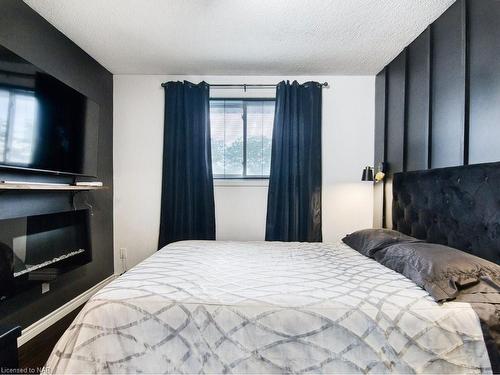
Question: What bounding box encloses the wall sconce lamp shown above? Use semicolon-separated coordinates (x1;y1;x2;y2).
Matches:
361;163;386;183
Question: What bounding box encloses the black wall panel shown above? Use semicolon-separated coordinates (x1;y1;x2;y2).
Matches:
0;1;113;328
373;69;386;228
468;0;500;164
430;0;466;168
386;51;406;174
405;29;430;171
384;51;406;228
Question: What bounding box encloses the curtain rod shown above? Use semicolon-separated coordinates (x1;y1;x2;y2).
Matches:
160;82;329;89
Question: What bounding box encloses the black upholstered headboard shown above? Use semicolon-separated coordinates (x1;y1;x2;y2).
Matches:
392;162;500;264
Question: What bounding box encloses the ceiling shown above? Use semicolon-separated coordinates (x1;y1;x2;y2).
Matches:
24;0;455;75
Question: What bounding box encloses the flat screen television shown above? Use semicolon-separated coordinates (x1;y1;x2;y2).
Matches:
0;44;99;176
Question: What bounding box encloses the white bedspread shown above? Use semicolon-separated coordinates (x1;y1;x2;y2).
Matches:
45;241;492;374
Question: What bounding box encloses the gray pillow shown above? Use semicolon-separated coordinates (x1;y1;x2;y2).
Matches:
342;228;421;258
374;242;500;302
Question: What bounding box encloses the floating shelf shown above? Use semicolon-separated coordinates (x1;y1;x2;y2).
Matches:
0;183;106;191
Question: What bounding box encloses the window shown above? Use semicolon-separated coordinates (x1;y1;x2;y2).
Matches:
210;99;274;178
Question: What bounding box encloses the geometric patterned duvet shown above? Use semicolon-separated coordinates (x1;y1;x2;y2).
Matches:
45;241;492;374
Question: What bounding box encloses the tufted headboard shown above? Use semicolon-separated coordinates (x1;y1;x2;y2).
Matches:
392;162;500;264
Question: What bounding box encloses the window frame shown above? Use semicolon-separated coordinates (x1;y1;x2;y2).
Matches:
209;97;275;180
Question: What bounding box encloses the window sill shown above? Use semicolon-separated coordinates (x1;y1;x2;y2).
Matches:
214;179;269;187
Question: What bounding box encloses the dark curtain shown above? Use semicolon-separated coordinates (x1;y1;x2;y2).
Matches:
265;80;322;242
158;81;216;248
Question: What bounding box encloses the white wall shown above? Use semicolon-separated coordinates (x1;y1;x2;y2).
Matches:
113;75;375;273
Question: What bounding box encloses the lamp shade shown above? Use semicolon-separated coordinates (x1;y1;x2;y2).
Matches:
361;166;374;181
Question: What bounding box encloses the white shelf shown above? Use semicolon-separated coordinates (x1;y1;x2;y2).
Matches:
0;183;106;191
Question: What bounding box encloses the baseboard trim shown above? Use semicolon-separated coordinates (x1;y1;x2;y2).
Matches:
17;274;117;347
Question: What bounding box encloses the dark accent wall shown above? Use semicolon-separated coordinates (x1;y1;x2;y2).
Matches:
0;1;113;328
374;0;500;227
406;29;430;172
383;51;406;227
468;1;500;164
430;0;466;168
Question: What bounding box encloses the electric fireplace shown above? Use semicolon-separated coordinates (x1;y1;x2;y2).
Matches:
0;209;92;299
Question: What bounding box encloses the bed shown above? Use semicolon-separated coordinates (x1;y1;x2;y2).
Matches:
46;240;492;374
45;163;499;374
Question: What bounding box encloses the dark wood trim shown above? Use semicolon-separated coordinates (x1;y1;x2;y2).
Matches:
427;25;433;170
383;68;388;164
402;48;409;172
462;0;470;165
382;68;388;227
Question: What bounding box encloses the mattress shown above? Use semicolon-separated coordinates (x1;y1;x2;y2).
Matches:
45;241;493;374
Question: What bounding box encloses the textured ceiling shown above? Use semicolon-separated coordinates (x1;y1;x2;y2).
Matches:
24;0;455;75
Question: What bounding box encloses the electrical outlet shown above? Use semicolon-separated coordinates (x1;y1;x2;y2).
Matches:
42;282;50;294
120;247;129;273
120;247;127;260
